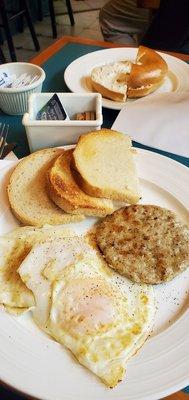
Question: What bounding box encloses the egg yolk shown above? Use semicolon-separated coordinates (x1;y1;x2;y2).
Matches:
55;277;117;336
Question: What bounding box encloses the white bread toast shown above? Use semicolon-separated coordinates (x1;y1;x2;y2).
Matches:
91;61;131;102
47;149;114;217
72;129;141;203
7;148;84;226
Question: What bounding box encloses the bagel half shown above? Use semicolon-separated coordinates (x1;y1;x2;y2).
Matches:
90;46;168;101
90;61;131;102
127;46;168;98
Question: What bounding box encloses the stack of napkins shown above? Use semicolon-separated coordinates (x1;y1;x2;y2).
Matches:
112;92;189;158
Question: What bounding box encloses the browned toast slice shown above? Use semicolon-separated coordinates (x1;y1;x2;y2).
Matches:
47;149;114;217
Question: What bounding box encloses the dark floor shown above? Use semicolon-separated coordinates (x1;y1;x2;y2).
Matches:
1;0;107;62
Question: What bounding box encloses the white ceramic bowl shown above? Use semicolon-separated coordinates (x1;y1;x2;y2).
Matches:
22;92;103;152
0;62;46;115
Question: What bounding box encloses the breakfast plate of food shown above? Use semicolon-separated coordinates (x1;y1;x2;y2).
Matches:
64;46;189;110
0;129;189;400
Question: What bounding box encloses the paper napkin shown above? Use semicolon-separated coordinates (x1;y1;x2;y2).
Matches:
112;92;189;158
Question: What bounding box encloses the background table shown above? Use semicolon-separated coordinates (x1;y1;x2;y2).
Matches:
0;36;189;400
0;36;188;166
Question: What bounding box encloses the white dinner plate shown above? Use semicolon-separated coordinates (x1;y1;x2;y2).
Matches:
0;149;189;400
64;47;189;110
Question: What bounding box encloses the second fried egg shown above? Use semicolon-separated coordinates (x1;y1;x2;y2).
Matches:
47;251;155;387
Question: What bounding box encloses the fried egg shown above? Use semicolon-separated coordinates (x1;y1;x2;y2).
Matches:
0;225;74;313
18;236;93;330
0;236;34;309
18;237;155;387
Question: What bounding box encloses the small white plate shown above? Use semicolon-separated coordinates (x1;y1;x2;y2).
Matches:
64;47;189;110
0;149;189;400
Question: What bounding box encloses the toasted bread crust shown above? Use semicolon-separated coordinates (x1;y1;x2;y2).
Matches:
91;79;126;102
96;205;189;284
47;149;114;217
7;148;84;226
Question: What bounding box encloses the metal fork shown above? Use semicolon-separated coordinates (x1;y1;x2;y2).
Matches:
0;124;9;159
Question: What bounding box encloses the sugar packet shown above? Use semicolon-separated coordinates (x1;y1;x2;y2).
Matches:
0;72;16;88
0;72;39;88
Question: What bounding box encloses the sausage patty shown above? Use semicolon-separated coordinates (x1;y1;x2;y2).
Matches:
96;205;189;284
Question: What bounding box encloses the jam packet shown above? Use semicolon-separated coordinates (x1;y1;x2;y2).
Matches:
36;94;68;120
